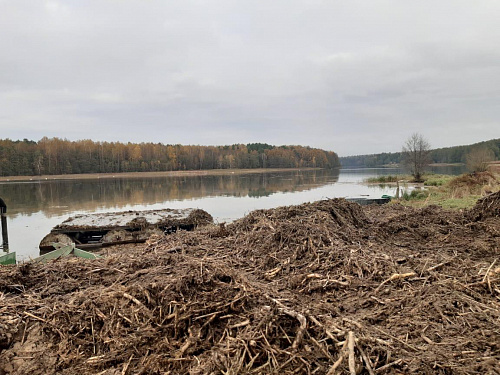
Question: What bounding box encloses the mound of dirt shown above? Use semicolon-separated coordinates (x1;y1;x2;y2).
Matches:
468;191;500;221
1;198;499;374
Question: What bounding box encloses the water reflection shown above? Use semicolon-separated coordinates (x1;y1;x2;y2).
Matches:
0;169;340;218
0;166;466;261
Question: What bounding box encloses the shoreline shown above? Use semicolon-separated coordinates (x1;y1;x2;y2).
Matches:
0;167;326;182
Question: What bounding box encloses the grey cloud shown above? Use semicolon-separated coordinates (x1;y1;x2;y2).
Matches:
0;0;499;155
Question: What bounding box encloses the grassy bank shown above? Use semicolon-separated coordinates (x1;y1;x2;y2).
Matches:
364;174;405;183
394;171;499;209
365;173;454;185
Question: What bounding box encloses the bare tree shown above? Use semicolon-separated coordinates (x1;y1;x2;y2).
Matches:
466;147;494;172
402;133;431;182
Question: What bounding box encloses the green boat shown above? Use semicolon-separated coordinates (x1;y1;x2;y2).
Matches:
32;243;102;263
0;251;16;265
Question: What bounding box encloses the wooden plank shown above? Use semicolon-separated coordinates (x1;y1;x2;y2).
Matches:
50;225;133;234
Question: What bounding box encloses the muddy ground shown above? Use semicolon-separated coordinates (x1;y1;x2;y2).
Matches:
0;193;499;374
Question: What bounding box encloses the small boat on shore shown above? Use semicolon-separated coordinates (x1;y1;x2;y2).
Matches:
34;243;102;263
346;195;391;206
39;208;213;252
0;251;15;265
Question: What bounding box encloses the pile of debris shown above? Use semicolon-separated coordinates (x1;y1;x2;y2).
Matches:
0;197;499;374
447;171;498;197
468;191;500;221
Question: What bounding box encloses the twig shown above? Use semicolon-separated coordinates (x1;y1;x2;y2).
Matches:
308;314;339;341
374;272;416;293
265;295;307;350
310;336;334;361
122;355;133;375
229;319;250;329
286;308;307;350
122;292;153;318
374;359;403;373
91;316;96;355
326;339;347;375
357;343;375;375
348;331;356;375
370;326;418;351
425;259;454;273
482;259;497;283
23;311;46;322
176;327;201;358
343;317;363;330
123;292;149;310
21;321;28;345
265;266;282;278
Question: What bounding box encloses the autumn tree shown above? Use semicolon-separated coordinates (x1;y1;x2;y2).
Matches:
466;147;495;172
0;138;341;176
402;133;431;182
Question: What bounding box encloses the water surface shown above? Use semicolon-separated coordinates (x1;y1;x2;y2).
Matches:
0;167;465;261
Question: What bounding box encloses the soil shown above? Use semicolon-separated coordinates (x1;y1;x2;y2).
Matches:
0;193;499;374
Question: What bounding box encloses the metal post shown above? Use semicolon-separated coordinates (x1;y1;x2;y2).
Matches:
0;198;8;249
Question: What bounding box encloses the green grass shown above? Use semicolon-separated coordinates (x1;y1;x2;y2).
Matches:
393;172;499;210
365;175;406;183
401;189;429;201
423;174;455;187
365;173;447;184
396;189;481;209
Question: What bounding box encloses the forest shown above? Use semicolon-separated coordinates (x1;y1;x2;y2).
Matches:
0;138;340;177
340;138;500;167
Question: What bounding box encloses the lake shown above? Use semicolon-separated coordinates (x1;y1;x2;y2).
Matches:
0;166;465;261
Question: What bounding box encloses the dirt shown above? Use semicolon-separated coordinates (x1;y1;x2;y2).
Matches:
0;195;499;374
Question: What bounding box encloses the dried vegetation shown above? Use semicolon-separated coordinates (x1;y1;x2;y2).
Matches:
1;193;499;374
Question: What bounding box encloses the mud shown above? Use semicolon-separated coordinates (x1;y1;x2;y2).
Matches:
0;196;499;374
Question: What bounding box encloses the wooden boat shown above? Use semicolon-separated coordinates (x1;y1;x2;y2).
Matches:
40;208;213;252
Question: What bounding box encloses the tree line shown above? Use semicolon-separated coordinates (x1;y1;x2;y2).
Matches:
340;138;500;168
0;138;340;177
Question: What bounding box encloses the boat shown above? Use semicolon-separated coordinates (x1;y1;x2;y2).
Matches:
0;251;15;265
346;195;391;206
39;208;213;252
33;243;102;263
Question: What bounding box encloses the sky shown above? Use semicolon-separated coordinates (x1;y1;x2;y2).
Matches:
0;1;499;156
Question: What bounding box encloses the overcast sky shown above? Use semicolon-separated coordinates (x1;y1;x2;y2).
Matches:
0;1;499;156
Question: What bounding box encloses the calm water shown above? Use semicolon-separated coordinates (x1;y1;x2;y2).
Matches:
0;166;465;261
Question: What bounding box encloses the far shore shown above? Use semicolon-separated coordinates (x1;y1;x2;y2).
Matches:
0;167;325;182
376;162;465;168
